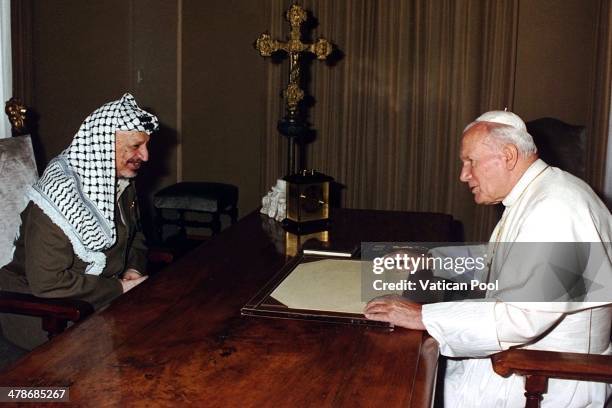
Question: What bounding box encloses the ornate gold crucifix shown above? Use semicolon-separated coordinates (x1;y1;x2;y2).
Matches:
255;4;332;115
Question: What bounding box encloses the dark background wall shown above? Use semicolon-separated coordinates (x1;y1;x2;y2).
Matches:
22;0;602;231
513;0;598;124
30;0;131;162
182;0;266;216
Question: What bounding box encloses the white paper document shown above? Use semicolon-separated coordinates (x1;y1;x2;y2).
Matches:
270;259;401;314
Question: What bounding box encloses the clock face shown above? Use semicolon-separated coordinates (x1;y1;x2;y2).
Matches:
285;178;330;224
301;185;325;213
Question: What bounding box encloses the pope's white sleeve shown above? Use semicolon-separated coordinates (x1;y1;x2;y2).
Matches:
422;301;501;358
422;301;565;358
494;303;564;348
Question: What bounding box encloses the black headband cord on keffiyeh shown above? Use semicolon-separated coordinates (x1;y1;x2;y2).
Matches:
23;93;159;275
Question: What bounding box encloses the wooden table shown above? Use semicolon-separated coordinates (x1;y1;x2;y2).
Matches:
0;209;455;407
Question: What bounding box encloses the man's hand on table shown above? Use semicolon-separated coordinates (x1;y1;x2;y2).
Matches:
121;268;148;293
123;268;143;280
364;295;426;330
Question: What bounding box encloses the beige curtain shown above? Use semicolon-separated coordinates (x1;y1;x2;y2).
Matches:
586;0;612;192
262;0;518;241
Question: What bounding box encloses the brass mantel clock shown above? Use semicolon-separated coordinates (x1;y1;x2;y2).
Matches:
283;170;333;232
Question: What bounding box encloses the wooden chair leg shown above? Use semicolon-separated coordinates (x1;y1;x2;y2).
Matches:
42;316;68;340
178;210;187;238
229;206;238;224
155;207;164;243
524;375;547;408
211;212;221;235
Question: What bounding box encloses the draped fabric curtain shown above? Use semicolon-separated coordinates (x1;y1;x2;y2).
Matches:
9;0;32;107
0;0;12;138
262;0;518;240
606;99;612;205
587;0;612;196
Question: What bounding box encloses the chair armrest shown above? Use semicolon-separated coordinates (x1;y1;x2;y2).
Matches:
492;348;612;383
0;291;94;339
148;249;174;264
146;249;174;275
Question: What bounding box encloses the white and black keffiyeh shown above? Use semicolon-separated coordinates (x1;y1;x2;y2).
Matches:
25;93;158;275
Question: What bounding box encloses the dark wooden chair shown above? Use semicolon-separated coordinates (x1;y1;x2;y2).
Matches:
526;117;586;180
0;98;95;340
491;348;612;408
153;182;238;240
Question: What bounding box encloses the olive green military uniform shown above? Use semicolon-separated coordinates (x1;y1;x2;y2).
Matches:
0;182;147;350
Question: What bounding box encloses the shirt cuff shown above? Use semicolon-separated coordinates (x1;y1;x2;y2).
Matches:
422;301;502;358
127;251;148;275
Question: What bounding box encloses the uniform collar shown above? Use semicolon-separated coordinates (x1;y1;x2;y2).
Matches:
116;178;131;201
502;158;548;207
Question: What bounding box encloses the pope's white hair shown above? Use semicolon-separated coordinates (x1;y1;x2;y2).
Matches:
464;110;538;158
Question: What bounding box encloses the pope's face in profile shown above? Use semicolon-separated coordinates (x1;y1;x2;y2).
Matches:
459;125;511;205
115;130;150;179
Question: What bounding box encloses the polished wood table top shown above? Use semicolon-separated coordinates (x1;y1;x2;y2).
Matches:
0;209;454;407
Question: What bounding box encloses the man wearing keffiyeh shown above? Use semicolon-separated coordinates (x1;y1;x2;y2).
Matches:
0;93;159;350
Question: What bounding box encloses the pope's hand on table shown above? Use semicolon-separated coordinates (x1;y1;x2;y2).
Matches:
364;294;426;330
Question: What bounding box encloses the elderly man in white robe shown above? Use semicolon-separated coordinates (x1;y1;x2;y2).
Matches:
364;111;612;407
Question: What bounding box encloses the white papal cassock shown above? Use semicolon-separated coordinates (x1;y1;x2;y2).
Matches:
422;159;612;407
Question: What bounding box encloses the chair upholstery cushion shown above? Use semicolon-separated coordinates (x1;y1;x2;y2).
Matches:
0;136;38;268
153;182;238;212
